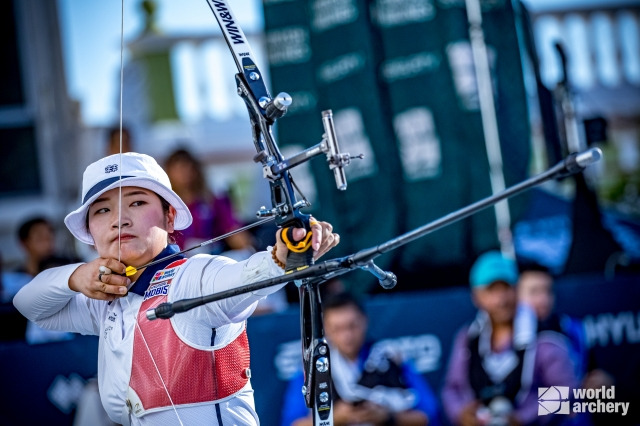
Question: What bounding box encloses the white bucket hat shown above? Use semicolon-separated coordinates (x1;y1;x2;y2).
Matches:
64;152;192;245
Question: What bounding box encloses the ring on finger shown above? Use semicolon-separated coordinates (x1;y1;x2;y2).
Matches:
98;265;111;282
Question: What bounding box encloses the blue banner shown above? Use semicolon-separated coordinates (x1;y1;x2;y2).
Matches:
1;273;638;425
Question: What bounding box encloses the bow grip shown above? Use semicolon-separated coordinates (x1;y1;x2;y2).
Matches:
280;223;314;272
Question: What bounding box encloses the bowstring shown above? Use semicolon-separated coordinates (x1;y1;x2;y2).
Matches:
117;1;183;424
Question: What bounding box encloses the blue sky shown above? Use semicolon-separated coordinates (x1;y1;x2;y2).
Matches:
58;0;262;126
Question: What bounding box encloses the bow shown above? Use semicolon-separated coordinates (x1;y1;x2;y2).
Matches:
203;1;362;424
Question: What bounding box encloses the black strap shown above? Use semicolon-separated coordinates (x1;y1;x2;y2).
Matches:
215;403;224;425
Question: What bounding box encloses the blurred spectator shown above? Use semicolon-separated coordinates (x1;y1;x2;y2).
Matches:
106;125;132;155
281;292;440;426
11;216;78;343
518;264;584;377
2;217;57;304
442;251;578;426
164;148;254;255
517;263;614;405
17;217;56;277
164;148;287;314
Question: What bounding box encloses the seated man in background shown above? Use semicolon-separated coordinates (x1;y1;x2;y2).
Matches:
16;217;57;277
281;292;439;426
442;251;578;426
11;217;77;343
517;263;613;425
517;263;609;383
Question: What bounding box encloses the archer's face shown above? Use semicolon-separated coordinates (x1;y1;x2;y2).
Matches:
87;186;175;267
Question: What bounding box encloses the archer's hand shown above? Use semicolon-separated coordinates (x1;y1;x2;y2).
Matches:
274;217;340;266
69;258;130;301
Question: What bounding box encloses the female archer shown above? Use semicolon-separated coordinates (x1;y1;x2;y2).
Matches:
14;152;339;425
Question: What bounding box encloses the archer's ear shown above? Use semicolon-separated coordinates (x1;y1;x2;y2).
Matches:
166;205;177;232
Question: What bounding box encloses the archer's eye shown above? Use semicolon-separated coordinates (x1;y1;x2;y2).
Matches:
94;207;110;215
131;200;147;207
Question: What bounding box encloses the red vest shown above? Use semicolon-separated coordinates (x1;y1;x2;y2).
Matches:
128;259;251;416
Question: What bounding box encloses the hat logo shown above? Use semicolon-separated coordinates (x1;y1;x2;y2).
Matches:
105;164;118;173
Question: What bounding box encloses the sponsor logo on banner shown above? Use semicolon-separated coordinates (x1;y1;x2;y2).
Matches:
317;52;365;84
381;52;441;83
446;41;497;111
266;27;311;66
311;0;358;31
274;334;442;381
538;386;630;417
373;0;436;27
285;91;317;115
437;0;504;10
333;109;377;182
583;310;640;347
393;107;442;181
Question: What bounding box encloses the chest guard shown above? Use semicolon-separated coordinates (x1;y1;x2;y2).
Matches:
127;259;251;417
